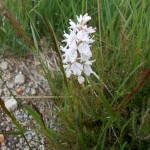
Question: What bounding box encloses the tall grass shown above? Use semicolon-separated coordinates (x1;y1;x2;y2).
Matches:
0;0;150;149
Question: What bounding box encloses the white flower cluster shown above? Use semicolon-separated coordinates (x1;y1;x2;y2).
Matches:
61;13;96;84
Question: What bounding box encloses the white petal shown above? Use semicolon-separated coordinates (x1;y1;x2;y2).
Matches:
80;54;91;61
77;30;88;41
69;20;77;30
61;46;68;52
78;42;90;54
78;76;85;84
64;64;72;78
77;14;83;23
68;48;77;62
66;69;72;77
63;32;70;39
85;60;95;65
81;50;92;60
82;13;91;24
83;64;93;76
71;62;83;75
63;31;77;48
86;27;96;33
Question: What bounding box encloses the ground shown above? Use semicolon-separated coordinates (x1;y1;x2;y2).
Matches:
0;52;58;150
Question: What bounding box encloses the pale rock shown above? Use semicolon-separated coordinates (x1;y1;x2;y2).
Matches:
15;72;25;85
0;61;9;70
8;65;14;72
25;87;31;94
7;83;15;89
6;126;11;132
3;88;9;97
31;88;36;95
4;98;18;111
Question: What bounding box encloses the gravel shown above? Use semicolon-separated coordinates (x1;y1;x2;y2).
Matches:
0;101;45;150
0;54;59;149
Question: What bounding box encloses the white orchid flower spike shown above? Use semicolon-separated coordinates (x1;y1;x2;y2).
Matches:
61;13;98;84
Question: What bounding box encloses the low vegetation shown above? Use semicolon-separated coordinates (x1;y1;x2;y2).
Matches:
0;0;150;149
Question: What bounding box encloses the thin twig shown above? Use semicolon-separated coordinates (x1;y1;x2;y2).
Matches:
1;96;72;99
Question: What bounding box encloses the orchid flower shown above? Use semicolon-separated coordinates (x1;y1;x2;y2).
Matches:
61;13;97;83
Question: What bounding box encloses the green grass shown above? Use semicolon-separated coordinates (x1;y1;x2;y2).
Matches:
0;0;150;149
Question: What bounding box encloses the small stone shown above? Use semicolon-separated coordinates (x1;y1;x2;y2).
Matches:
15;72;25;85
7;83;15;89
25;87;31;94
6;126;11;132
30;141;36;146
4;98;18;111
0;134;4;143
19;138;23;144
15;115;22;120
28;82;33;87
16;143;20;147
0;61;9;70
27;135;32;140
8;65;14;72
1;143;6;150
31;88;36;95
3;88;9;97
16;87;23;94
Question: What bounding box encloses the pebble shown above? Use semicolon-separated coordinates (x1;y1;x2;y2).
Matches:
25;87;31;94
6;126;11;132
15;72;25;85
31;88;36;95
0;134;4;143
19;138;23;144
27;135;32;140
0;61;9;70
15;114;22;120
8;65;14;72
0;56;55;149
3;88;9;97
16;143;20;147
1;143;6;150
16;86;23;94
4;98;18;111
7;83;15;89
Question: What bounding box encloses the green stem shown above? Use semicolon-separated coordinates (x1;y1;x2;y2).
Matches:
97;0;104;79
22;134;32;150
82;0;85;14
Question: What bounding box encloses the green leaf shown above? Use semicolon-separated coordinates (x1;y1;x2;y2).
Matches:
88;78;115;117
23;104;43;126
